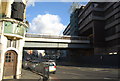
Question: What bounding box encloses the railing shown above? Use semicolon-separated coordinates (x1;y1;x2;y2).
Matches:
25;33;89;40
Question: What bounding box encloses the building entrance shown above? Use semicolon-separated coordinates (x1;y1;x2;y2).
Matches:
3;51;17;79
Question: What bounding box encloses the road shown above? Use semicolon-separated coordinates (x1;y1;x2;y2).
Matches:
50;66;119;80
14;66;119;81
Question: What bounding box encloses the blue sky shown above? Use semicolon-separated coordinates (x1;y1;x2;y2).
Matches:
26;2;87;35
26;2;72;25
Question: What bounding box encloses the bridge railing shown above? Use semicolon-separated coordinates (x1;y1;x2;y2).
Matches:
25;33;89;40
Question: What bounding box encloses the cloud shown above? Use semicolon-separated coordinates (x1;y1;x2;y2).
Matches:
28;14;66;35
27;0;36;7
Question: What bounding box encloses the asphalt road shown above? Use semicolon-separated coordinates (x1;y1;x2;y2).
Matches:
50;66;119;80
6;66;118;81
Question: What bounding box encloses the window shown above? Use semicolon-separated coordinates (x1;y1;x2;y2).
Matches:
5;52;13;62
7;39;17;48
13;40;17;48
93;3;98;8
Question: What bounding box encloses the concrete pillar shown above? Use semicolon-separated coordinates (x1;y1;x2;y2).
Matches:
16;39;25;79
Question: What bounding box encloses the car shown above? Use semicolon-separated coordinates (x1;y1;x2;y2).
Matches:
43;60;56;74
22;60;31;69
49;62;56;74
29;60;39;71
48;60;56;74
23;59;49;80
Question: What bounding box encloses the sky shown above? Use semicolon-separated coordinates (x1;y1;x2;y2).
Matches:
26;2;87;35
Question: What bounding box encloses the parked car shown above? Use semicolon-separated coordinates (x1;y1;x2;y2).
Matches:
22;59;49;80
43;60;56;74
29;60;39;71
22;60;31;69
49;62;56;74
48;60;56;74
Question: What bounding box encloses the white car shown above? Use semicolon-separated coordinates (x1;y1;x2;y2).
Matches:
49;61;56;74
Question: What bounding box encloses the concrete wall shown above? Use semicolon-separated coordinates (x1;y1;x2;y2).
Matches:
59;54;119;67
75;55;119;67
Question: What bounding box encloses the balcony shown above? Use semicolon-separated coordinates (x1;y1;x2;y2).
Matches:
78;7;92;22
116;24;120;33
93;8;104;12
113;2;120;9
79;17;92;31
105;18;120;30
105;33;120;41
92;16;104;20
0;18;29;38
79;15;104;31
115;14;120;19
104;2;115;11
105;7;120;19
79;22;93;35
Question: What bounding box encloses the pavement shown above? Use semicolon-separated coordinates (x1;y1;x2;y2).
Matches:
20;69;41;79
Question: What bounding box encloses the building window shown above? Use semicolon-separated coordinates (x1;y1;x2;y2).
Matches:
5;52;12;62
7;40;12;47
7;39;17;48
93;3;98;8
13;40;17;48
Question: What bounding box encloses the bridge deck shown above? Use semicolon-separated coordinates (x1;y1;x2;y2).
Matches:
24;33;91;49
